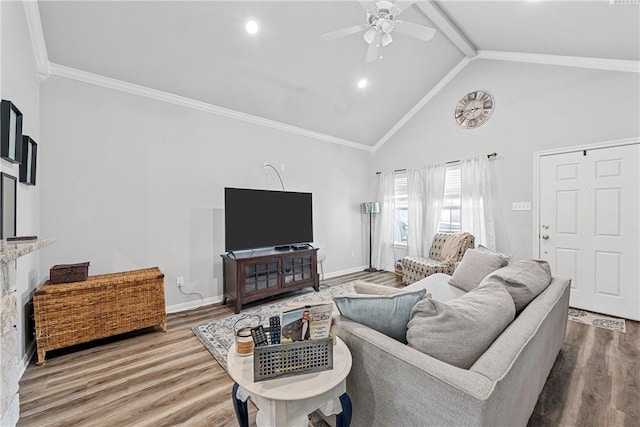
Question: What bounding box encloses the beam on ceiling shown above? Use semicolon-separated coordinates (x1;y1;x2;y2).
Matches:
413;0;477;58
371;56;472;153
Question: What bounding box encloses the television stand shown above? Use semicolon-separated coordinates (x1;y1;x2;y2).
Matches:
221;248;319;314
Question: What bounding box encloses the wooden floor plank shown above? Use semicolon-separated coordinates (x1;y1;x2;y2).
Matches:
18;271;639;426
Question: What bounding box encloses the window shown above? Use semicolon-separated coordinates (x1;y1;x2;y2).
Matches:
394;172;408;244
439;163;461;232
393;164;460;245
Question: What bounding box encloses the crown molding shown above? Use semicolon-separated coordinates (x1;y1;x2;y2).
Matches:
47;63;372;152
23;1;50;81
478;50;640;73
371;57;472;153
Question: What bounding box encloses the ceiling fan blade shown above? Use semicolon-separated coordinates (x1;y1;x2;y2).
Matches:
392;1;415;16
366;37;381;63
321;24;367;41
395;21;436;42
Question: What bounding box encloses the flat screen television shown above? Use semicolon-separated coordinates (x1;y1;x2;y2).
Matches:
224;187;313;252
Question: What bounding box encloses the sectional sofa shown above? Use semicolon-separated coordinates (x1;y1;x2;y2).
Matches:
335;261;571;426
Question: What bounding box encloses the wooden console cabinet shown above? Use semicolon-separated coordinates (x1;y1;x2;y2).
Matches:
221;248;319;314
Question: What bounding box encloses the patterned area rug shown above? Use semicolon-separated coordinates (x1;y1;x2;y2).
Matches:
568;308;626;333
192;282;355;370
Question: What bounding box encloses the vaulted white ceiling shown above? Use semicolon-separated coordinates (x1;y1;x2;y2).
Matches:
33;1;640;149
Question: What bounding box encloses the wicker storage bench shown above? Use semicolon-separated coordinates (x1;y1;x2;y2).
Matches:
34;267;166;365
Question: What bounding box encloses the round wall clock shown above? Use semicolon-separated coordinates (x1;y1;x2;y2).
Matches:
454;90;494;129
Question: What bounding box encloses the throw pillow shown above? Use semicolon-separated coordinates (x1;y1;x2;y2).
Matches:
478;244;512;265
448;247;507;292
353;280;403;296
479;259;552;313
334;289;427;343
406;282;515;369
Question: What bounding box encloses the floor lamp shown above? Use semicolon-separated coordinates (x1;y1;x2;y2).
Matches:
360;202;380;273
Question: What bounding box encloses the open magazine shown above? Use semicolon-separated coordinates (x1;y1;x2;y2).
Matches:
280;302;333;343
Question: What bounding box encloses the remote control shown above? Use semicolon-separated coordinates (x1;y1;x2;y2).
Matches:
269;316;281;345
251;325;269;347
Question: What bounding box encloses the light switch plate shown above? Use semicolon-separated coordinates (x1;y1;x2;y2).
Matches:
512;201;532;211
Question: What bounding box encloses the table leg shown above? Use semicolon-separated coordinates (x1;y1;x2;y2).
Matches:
336;393;352;427
232;382;249;427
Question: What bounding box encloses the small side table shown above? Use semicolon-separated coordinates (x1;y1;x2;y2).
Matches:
227;337;353;427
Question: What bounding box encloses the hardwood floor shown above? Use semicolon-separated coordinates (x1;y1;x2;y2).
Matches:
18;271;639;426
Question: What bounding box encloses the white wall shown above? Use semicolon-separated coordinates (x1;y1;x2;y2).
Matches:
1;0;41;362
39;76;372;310
372;58;640;261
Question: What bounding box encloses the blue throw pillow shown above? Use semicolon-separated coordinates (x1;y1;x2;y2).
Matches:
333;289;427;343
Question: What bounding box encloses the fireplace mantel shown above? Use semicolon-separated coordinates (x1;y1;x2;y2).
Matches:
0;238;55;264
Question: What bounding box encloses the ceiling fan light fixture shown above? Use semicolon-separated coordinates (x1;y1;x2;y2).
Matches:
363;27;377;44
380;19;394;33
245;19;259;35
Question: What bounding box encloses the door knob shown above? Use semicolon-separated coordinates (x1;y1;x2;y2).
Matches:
542;235;549;240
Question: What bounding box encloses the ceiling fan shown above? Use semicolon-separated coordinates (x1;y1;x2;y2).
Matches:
320;0;437;62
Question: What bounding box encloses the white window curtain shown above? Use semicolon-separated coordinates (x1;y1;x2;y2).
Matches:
460;155;496;250
422;163;447;253
372;171;396;271
406;168;425;257
406;164;446;257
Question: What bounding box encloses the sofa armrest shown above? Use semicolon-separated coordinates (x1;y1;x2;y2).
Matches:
335;317;493;427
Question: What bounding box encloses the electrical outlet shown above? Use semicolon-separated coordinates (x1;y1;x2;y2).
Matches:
176;276;184;288
351;251;355;258
512;202;532;211
280;163;286;172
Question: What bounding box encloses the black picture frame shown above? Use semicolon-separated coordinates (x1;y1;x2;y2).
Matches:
19;136;37;185
0;172;17;239
0;100;23;164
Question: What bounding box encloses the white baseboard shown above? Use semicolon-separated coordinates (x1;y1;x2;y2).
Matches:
166;296;223;314
322;265;369;280
165;265;373;314
20;342;36;378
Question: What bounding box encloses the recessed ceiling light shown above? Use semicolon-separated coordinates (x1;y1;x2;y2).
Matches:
357;78;368;89
245;20;259;35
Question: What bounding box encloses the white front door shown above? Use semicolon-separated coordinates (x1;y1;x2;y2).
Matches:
538;143;640;320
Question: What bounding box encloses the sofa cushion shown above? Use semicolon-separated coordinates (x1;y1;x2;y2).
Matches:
479;259;552;313
405;273;465;303
406;282;515;369
334;289;427;343
402;256;457;285
448;247;508;292
353;280;403;295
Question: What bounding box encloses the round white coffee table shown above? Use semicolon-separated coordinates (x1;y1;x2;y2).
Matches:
227;337;353;427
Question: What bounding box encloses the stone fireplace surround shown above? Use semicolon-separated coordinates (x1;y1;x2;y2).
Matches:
0;238;54;426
